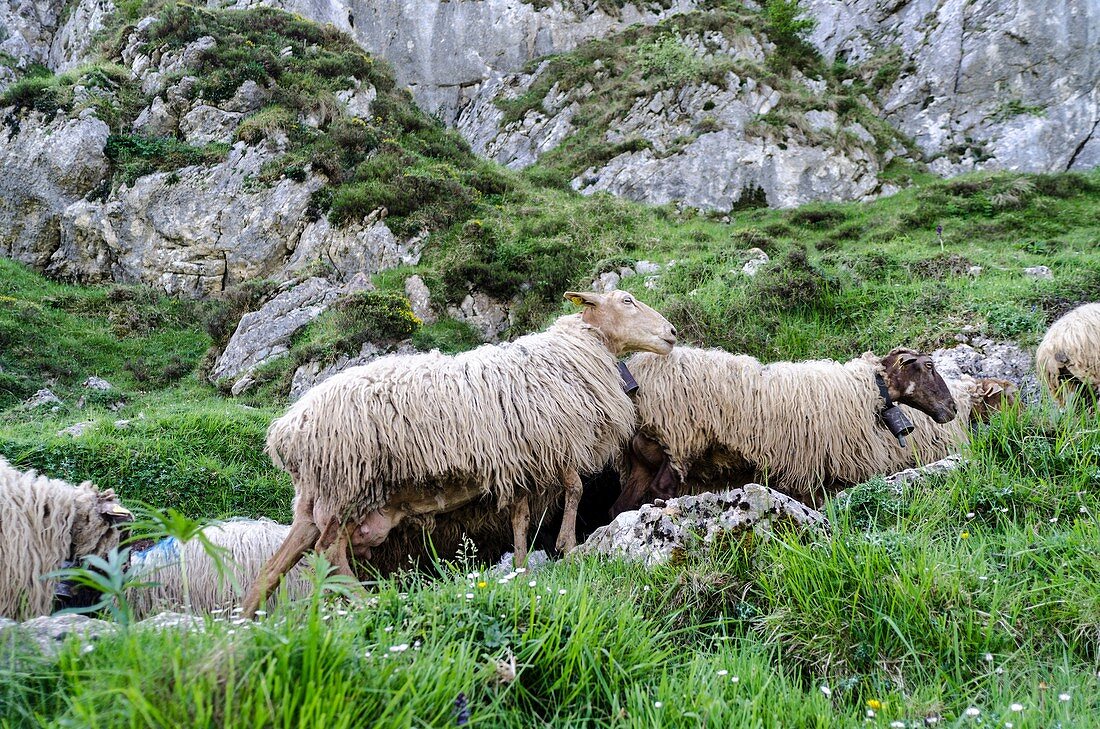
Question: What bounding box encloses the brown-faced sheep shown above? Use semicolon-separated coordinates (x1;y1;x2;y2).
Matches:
0;457;132;620
243;290;676;616
128;519;314;618
1036;303;1100;406
611;347;962;513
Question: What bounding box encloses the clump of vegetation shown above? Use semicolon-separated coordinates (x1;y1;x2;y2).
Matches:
295;291;423;364
0;63;144;128
761;0;817;70
750;245;835;311
105;134;229;185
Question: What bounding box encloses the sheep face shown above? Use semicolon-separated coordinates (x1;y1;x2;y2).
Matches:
882;348;957;424
564;290;676;356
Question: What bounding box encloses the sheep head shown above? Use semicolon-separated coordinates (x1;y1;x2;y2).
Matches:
564;290;676;356
971;377;1018;422
70;486;134;560
881;348;957;424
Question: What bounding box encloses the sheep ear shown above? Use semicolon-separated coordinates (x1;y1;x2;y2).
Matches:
982;381;1004;395
898;353;918;366
564;291;600;308
99;502;133;524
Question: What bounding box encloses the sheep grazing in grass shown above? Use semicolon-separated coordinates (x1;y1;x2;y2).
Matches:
0;457;132;620
242;289;676;616
611;347;961;513
1036;303;1100;406
128;518;313;618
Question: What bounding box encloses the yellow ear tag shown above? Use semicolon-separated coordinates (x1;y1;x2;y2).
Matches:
568;295;586;306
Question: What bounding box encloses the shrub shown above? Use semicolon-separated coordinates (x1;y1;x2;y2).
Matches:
293;291;422;365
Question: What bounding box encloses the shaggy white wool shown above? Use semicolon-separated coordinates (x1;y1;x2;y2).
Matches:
627;348;972;501
1036;302;1100;406
268;313;637;524
0;457;125;620
129;518;313;617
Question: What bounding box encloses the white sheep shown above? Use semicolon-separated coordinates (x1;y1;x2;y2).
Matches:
0;456;132;620
612;347;964;511
127;518;313;618
242;289;676;616
1036;302;1100;406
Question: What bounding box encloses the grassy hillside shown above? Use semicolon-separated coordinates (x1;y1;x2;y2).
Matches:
2;407;1098;726
1;3;1099;726
2;168;1099;517
2;168;1098;726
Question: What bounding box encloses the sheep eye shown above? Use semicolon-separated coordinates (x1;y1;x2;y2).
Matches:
924;361;933;370
623;297;635;306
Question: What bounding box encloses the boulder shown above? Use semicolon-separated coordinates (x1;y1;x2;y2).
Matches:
289;340;417;401
447;291;514;342
932;337;1038;401
576;484;825;567
404;274;436;325
0;112;109;269
211;276;370;387
5;614;117;658
21;389;63;409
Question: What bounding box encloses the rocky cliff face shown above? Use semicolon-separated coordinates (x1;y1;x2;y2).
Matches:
455;13;902;209
2;0;1098;302
0;0;115;84
804;0;1100;175
217;0;698;123
1;7;426;295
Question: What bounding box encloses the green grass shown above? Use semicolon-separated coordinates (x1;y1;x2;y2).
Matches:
2;404;1097;726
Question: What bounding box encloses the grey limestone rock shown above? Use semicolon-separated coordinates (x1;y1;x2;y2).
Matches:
883;455;965;489
932;338;1038;403
804;0;1100;175
8;614;117;658
211;276;372;387
289;340;418;401
21;389;63;409
446;291;515;342
0;112;109;269
82;375;113;390
218;0;698;123
576;484;825;567
1023;265;1053;280
404;274;436;325
179;104;244;145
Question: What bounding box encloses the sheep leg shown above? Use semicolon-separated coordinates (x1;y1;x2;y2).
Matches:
555;469;583;554
321;524;361;585
511;495;530;567
242;517;320;618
